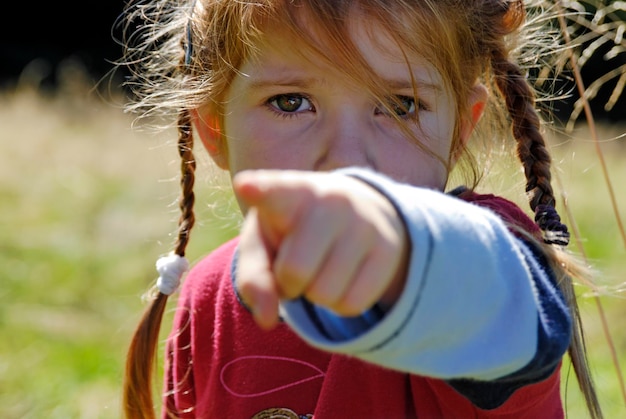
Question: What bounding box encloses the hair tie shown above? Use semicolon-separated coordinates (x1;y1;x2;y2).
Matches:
156;252;189;295
184;0;198;67
534;204;570;246
184;22;193;66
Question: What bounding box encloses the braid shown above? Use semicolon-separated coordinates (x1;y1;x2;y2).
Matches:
123;113;196;419
493;55;552;208
174;109;196;257
489;10;601;416
123;21;197;412
491;51;569;246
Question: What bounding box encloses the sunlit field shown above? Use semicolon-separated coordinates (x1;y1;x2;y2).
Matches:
1;82;624;418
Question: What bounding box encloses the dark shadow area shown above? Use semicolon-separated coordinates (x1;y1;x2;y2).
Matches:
0;1;128;93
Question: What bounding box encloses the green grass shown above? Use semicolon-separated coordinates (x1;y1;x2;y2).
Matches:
0;87;238;418
550;125;626;418
0;86;624;418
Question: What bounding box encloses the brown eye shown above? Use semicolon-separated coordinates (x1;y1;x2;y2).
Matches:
391;96;416;116
376;95;425;117
390;96;416;116
269;94;313;113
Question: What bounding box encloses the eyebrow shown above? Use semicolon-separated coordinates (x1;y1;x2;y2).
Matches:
383;78;443;93
247;76;319;90
245;71;442;93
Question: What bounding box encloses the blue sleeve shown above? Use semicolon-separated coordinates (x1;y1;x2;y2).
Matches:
279;168;571;394
447;239;571;408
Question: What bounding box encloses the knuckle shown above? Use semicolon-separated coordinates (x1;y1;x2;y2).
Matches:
274;261;311;298
317;191;352;215
334;297;366;317
305;280;341;308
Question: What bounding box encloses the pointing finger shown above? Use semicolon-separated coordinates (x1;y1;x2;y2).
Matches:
236;207;281;329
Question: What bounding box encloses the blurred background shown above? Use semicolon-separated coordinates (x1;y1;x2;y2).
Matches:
0;1;624;418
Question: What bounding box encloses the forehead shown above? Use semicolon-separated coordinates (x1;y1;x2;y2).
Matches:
246;5;446;94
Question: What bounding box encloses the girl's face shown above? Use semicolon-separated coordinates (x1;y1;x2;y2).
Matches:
197;13;479;190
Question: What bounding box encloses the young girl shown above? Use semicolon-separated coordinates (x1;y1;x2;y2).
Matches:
121;0;602;418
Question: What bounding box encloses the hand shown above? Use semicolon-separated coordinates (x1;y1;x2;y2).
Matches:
233;170;409;330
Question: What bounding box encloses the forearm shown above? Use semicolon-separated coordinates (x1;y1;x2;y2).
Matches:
280;168;570;381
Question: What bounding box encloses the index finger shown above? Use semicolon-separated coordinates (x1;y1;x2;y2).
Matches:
232;170;315;234
236;207;281;330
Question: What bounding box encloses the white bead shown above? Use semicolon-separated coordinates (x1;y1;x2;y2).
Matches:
155;253;189;295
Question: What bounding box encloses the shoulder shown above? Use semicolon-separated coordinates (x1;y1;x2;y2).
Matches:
189;237;240;277
179;237;240;306
453;188;541;237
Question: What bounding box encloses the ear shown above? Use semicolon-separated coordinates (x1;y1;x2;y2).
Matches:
191;108;229;170
452;84;488;163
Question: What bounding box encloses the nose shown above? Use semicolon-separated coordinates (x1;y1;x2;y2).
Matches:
314;107;374;171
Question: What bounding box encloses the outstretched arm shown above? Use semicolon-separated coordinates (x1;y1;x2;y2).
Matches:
233;168;570;386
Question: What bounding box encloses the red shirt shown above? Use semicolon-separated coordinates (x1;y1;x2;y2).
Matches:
163;192;563;418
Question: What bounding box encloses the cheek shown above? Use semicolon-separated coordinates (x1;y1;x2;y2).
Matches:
406;152;449;189
383;117;455;188
370;134;447;189
404;112;456;161
224;119;311;173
